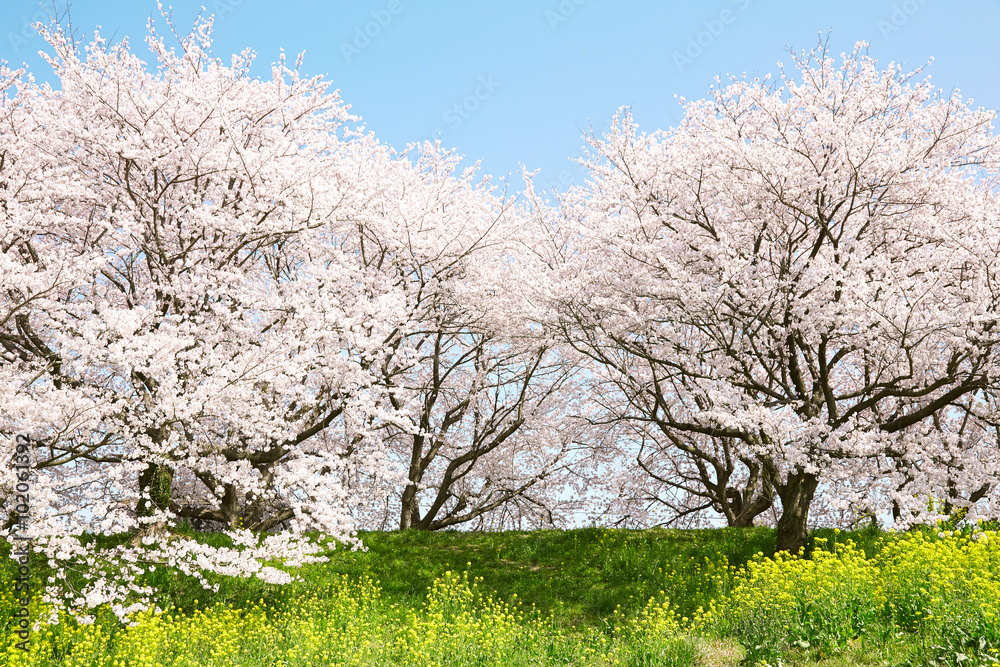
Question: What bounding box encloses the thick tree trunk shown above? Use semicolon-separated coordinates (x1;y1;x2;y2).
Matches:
219;483;240;528
133;419;172;544
774;467;818;555
131;462;174;546
136;462;174;518
399;482;420;530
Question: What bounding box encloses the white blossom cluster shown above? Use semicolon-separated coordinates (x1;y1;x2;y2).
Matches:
516;43;1000;547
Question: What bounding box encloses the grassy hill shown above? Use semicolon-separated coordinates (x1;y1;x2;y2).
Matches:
3;525;997;666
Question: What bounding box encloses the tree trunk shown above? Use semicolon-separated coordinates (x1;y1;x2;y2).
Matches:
399;482;420;530
731;494;772;528
131;462;174;546
774;467;818;555
136;462;174;518
219;483;240;529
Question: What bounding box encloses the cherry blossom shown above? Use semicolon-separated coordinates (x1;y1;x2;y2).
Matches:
525;42;1000;552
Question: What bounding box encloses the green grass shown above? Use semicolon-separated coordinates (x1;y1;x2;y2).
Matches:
3;524;997;666
151;524;886;625
303;526;777;624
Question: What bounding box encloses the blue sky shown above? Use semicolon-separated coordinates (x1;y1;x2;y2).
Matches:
3;0;999;195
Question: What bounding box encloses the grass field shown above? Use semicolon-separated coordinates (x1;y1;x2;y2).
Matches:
3;525;999;666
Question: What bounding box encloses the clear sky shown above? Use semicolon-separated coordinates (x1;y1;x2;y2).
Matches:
3;0;999;196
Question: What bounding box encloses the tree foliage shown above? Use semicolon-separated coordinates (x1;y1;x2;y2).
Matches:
525;43;1000;552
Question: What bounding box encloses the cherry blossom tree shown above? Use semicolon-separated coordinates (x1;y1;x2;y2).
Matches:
330;158;596;531
0;13;455;620
374;330;591;532
528;42;1000;553
1;9;601;621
